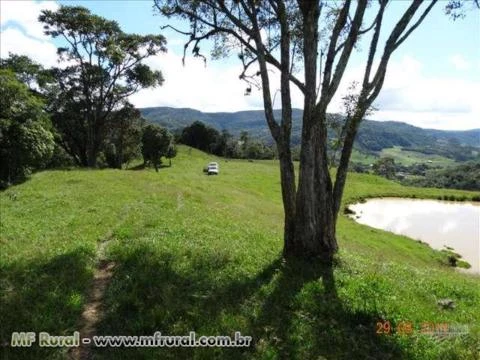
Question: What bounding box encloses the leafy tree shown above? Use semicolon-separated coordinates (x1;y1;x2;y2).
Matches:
245;141;275;160
141;124;173;171
155;0;438;261
373;157;396;180
104;103;144;169
39;6;166;167
180;121;220;153
0;69;54;187
445;0;480;20
0;54;54;93
219;129;234;158
239;131;249;155
165;143;177;166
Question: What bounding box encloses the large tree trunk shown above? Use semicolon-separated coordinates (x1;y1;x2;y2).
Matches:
313;121;338;259
86;143;97;167
286;0;337;260
290;121;337;260
293;129;319;257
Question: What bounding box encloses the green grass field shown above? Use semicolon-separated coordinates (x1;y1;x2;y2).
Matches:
379;146;455;166
1;146;479;359
350;149;378;165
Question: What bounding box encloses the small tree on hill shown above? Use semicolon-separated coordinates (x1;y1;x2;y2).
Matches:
180;121;220;153
166;143;177;167
141;124;173;172
373;157;396;180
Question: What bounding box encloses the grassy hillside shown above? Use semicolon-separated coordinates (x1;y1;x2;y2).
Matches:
1;146;479;360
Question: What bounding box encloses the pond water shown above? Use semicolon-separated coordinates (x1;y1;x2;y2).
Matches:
349;198;480;274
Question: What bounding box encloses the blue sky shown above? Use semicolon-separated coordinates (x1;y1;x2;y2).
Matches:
1;0;479;130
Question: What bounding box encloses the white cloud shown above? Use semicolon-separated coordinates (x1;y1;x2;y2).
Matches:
0;0;59;67
130;51;273;112
0;27;59;67
0;0;59;41
449;54;471;71
131;53;479;130
330;55;480;130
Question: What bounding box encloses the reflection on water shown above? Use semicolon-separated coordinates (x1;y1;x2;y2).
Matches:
349;198;480;273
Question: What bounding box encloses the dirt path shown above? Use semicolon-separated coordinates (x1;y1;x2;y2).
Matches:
69;239;115;360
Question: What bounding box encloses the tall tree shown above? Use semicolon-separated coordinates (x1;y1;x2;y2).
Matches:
154;0;438;261
39;6;166;167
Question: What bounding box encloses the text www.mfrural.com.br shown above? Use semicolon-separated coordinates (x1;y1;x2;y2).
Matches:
11;331;252;348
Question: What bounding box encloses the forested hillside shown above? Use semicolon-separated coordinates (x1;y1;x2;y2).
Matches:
141;107;480;160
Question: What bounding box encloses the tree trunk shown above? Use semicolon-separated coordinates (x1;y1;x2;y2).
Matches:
86;145;97;167
313;122;338;259
332;115;359;223
277;140;296;255
287;0;337;260
293;130;319;257
291;121;337;260
86;119;97;167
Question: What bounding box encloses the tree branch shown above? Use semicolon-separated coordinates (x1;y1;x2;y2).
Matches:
394;0;437;50
322;0;368;108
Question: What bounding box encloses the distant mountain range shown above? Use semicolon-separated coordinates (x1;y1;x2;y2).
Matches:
141;106;480;159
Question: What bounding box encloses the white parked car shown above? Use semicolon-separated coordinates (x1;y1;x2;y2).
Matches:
206;162;219;175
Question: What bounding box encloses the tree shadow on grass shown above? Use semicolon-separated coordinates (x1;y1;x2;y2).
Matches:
0;248;93;360
127;164;146;171
249;257;406;359
93;245;407;360
128;163;170;171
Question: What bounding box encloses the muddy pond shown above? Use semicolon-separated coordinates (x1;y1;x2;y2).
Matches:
349;198;480;273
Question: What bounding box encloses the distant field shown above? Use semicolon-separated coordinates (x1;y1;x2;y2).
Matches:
379;146;455;166
350;146;457;167
350;149;377;165
1;146;479;360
